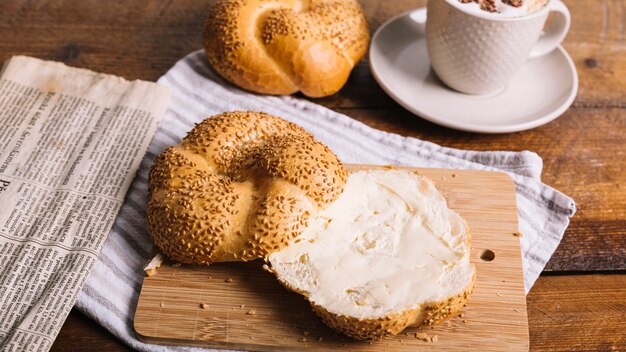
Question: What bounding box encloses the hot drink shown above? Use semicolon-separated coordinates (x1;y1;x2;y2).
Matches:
453;0;548;17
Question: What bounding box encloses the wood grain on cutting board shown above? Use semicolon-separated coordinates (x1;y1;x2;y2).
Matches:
134;165;528;351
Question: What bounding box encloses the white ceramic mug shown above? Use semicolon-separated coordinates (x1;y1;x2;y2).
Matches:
425;0;571;95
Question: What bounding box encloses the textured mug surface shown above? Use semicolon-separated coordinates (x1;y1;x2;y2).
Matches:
426;0;553;95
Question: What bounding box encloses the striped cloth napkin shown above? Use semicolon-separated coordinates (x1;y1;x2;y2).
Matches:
74;50;575;352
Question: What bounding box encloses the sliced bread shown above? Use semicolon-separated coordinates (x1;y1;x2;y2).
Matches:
267;169;475;339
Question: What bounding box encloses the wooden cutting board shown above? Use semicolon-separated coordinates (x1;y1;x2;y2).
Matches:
134;165;528;351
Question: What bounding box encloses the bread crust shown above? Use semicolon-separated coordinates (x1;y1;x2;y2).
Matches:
310;275;475;340
203;0;370;97
272;259;475;340
147;111;347;265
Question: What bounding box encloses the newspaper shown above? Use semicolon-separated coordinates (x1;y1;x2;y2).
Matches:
0;56;171;351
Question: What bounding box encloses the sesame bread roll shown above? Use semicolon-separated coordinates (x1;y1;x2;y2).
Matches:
147;111;347;265
203;0;370;98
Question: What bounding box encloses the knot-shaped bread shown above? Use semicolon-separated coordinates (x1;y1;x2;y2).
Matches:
147;111;347;264
203;0;370;97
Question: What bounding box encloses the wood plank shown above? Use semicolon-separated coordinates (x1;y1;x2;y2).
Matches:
334;108;626;272
1;1;624;107
1;1;624;271
51;274;626;351
134;166;529;351
0;0;212;82
527;274;626;351
2;0;624;349
50;309;131;352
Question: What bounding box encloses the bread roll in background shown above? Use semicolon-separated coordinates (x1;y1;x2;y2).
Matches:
203;0;370;98
147;111;347;265
268;169;476;339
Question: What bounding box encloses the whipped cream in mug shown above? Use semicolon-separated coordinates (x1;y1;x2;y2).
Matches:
448;0;549;18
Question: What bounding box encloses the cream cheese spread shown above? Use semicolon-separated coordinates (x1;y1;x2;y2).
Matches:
269;169;473;319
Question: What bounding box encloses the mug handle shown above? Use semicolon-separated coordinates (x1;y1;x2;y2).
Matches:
529;0;571;58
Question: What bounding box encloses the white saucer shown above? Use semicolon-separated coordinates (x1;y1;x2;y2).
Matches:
369;9;579;133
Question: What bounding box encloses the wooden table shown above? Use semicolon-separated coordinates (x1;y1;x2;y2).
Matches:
2;0;624;350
